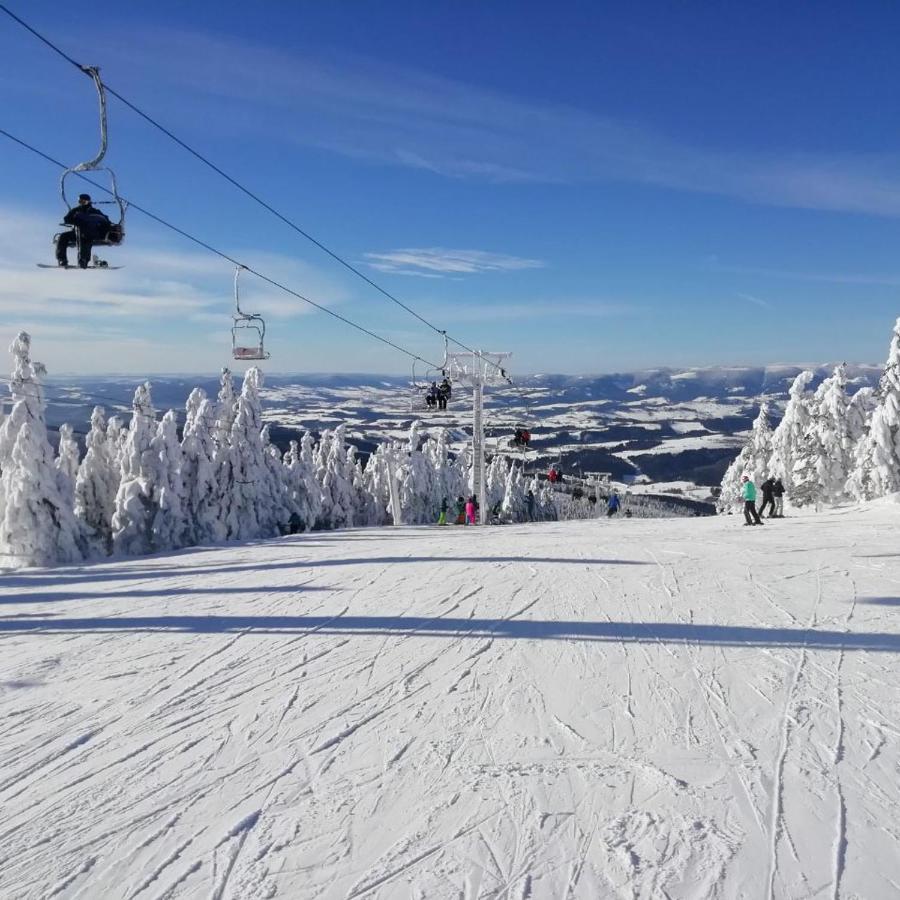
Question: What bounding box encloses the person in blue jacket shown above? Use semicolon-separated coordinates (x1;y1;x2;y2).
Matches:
607;492;620;517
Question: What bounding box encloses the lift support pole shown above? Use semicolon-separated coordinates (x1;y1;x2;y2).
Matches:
448;350;512;525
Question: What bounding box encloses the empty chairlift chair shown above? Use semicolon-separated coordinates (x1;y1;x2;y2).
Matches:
231;266;270;361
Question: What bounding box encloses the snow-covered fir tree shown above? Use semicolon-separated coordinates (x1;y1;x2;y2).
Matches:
769;371;814;490
847;318;900;500
147;410;185;551
222;367;271;541
321;424;358;529
75;406;120;555
111;383;159;556
180;389;219;546
55;422;80;509
0;333;86;566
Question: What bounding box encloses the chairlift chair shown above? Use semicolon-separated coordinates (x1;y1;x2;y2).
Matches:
231;266;270;361
409;332;450;412
55;67;127;264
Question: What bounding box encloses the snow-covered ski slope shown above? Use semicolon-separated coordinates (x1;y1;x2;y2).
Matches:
1;505;898;899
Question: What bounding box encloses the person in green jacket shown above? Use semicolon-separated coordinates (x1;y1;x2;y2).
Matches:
437;497;449;526
741;475;763;525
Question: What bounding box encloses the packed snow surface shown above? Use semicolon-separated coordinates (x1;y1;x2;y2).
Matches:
1;504;899;898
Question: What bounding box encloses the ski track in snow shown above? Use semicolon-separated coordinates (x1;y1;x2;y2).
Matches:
0;509;899;898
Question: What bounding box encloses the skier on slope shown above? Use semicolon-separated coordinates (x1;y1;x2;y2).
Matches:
741;475;763;526
772;477;786;517
455;496;466;524
437;497;449;526
607;492;620;517
465;495;478;525
758;476;777;518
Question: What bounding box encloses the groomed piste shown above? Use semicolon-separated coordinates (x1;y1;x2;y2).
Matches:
1;502;898;898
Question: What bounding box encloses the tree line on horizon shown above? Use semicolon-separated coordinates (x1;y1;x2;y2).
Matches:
0;333;583;568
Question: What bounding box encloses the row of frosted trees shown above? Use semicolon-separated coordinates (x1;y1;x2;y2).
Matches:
719;317;900;511
0;333;561;568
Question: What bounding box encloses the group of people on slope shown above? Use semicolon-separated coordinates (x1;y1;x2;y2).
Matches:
438;495;480;526
740;474;785;526
425;378;452;410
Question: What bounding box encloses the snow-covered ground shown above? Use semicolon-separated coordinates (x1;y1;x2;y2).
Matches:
1;504;898;898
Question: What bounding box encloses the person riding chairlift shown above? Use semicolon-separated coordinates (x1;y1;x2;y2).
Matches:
56;193;116;268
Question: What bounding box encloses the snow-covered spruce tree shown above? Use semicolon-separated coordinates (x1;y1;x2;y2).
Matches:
847;318;900;500
717;401;776;514
148;410;185;551
769;371;814;490
845;387;877;500
790;418;826;509
717;446;752;514
423;428;466;512
55;422;80;509
205;368;239;542
321;424;358;528
501;463;528;521
349;444;378;526
484;454;508;512
75;406;120;555
813;364;854;504
363;440;402;526
111;383;159;556
0;333;86;566
259;426;293;535
283;432;322;531
399;421;436;524
180;389;219;546
222;367;270;541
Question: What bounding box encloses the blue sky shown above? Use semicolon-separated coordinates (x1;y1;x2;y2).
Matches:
2;1;900;375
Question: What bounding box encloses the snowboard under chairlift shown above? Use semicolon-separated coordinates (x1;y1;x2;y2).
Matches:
38;254;122;270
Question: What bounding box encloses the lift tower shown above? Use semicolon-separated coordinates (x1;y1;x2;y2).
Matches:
448;350;512;525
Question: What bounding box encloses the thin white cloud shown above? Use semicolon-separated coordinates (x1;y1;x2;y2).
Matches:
96;27;900;217
364;248;545;277
736;292;772;309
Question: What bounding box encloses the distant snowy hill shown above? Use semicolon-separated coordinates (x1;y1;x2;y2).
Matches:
38;363;880;496
1;503;898;897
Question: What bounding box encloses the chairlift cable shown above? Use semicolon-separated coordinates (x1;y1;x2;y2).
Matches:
0;4;515;383
0;126;440;371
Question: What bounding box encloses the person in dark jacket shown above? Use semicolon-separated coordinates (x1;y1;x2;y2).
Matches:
438;378;451;410
56;194;112;268
438;497;449;526
455;496;466;525
759;476;777;518
525;489;535;521
772;477;786;517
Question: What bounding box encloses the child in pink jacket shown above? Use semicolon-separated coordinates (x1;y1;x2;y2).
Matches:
465;497;477;525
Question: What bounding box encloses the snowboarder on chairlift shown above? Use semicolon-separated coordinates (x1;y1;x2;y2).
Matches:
426;381;439;409
56;194;112;269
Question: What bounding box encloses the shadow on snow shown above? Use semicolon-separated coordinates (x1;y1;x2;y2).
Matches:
0;615;897;652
